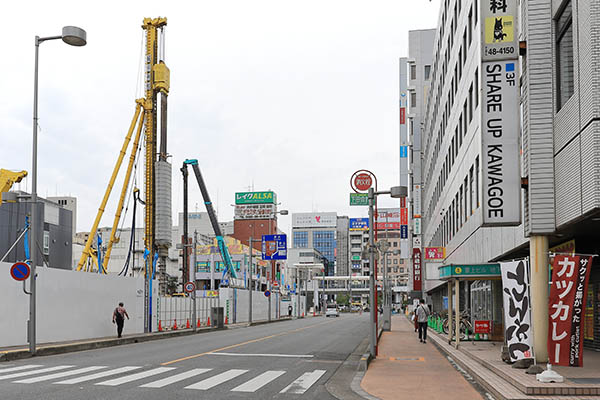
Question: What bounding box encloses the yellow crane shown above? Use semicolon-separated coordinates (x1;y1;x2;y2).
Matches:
77;17;171;279
0;169;28;203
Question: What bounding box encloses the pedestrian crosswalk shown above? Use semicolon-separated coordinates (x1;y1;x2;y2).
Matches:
0;363;327;395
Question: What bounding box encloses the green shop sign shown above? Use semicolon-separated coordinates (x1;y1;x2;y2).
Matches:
439;264;501;280
350;193;368;206
235;191;276;204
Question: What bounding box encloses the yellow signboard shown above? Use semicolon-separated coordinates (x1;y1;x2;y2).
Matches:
485;16;514;44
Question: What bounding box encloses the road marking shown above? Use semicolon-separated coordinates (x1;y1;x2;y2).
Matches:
0;366;74;381
139;368;211;388
231;370;286;392
14;366;107;384
184;369;248;390
95;367;175;386
280;369;326;394
209;352;313;358
55;366;142;384
0;365;44;374
162;320;333;366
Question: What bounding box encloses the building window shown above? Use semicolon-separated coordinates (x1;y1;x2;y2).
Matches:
469;166;474;215
474;68;479;108
410;91;417;108
469;83;473;121
424;65;431;80
475;157;480;208
410;64;417;80
468;8;473;45
293;231;308;248
556;0;574;110
43;231;50;255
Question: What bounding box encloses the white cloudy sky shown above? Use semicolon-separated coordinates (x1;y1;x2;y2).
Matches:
1;0;440;235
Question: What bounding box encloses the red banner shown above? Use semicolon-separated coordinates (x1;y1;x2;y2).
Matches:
400;208;408;225
474;320;492;334
424;247;445;260
400;197;406;208
400;107;405;125
413;248;422;291
375;222;401;230
547;255;593;367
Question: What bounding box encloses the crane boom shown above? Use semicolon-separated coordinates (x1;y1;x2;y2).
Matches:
183;159;238;282
0;169;27;203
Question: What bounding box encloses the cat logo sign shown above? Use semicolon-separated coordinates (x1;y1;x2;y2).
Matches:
485;16;514;44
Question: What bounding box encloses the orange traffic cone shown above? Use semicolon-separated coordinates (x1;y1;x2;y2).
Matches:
158;320;162;332
173;319;178;330
186;319;191;329
197;318;201;328
207;316;211;326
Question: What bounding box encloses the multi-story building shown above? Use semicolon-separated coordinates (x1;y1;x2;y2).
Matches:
291;212;338;276
348;218;369;278
335;216;349;276
416;0;600;355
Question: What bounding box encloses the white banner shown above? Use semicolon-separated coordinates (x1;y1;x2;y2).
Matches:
500;260;533;361
481;60;521;226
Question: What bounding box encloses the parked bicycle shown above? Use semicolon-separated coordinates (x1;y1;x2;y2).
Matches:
442;309;473;340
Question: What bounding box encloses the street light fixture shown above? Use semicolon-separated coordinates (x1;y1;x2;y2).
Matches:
30;25;86;355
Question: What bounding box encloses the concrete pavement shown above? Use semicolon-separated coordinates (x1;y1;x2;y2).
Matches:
360;315;484;400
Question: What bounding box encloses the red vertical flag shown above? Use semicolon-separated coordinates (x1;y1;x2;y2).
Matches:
412;248;422;291
547;255;593;366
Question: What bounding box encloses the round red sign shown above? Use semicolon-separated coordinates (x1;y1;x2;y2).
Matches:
354;173;373;191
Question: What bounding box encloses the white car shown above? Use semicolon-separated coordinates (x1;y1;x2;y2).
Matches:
325;304;339;317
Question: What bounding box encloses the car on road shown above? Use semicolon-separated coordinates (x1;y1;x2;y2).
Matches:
325;303;339;317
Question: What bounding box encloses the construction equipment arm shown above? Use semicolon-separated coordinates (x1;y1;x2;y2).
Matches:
184;159;238;282
0;169;27;203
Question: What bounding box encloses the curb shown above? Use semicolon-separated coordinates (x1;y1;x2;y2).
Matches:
248;316;294;326
0;326;227;362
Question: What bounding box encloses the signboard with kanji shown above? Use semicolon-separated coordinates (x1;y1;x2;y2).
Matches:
474;320;492;334
235;191;276;204
350;193;368;206
424;247;445;260
439;264;501;280
261;234;287;260
412;248;422;291
501;260;533;361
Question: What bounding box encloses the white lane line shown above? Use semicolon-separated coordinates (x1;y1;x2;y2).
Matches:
0;366;74;381
14;366;107;384
139;368;212;388
280;369;327;394
95;367;175;386
209;352;313;358
55;366;142;384
231;370;286;393
0;365;44;374
185;369;248;390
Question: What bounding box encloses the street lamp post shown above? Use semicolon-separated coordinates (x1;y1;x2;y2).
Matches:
30;26;86;355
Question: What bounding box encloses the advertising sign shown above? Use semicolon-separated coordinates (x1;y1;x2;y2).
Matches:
413;218;422;235
412;184;422;217
400;107;406;124
481;60;521;226
376;208;400;231
412;248;422;291
349;218;369;230
351;171;374;192
424;247;445;260
234;204;275;220
412;236;422;248
501;260;533;361
292;212;337;228
400;225;408;239
400;146;408;158
350;193;368;206
474;320;492;334
547;255;593;367
235;191;276;205
261;234;287;260
481;0;519;61
400;208;408;225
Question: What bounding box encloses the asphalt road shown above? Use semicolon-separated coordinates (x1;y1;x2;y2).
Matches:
0;313;370;400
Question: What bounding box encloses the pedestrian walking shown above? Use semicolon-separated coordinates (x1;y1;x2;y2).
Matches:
112;302;130;338
415;299;430;343
288;304;293;317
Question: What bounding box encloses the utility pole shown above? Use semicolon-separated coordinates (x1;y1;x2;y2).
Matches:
192;230;197;332
368;187;377;358
248;236;253;325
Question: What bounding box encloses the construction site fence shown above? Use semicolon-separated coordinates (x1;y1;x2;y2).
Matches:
157;296;219;331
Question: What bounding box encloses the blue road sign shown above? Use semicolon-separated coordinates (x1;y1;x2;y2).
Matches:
264;290;271;297
10;262;30;281
400;225;408;239
262;234;287;260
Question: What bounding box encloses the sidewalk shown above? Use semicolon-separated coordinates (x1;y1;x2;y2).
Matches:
360;315;484;400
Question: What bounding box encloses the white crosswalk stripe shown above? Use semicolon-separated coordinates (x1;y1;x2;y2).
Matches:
14;366;107;384
139;368;211;388
0;366;74;381
231;370;286;393
55;366;142;384
184;369;248;390
0;365;44;374
95;367;175;386
280;369;327;394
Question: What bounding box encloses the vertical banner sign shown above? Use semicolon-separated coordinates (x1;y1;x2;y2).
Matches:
400;208;408;225
400;225;408;239
500;260;533;361
400;107;406;124
412;248;422;291
400;146;408;158
480;0;520;227
412;184;422;217
547;255;593;367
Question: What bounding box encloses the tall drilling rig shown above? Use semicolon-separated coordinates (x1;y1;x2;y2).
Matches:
77;18;172;329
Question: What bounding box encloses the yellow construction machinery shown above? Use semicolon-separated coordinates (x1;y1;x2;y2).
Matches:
0;169;28;203
77;17;172;296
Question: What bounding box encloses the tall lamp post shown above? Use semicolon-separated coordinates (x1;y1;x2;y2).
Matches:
30;26;86;355
367;185;406;358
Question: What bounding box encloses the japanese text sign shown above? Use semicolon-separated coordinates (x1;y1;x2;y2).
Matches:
501;260;533;361
474;320;492;334
547;255;593;367
412;248;422;291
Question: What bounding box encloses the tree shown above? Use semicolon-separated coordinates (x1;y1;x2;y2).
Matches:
336;294;350;305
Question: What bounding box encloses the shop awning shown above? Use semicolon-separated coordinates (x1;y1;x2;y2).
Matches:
438;263;501;281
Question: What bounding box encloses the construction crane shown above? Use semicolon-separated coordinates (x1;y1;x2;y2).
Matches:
181;159;238;286
77;17;172;297
0;169;27;203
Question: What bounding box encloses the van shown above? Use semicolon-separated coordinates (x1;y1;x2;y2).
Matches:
325;303;339;318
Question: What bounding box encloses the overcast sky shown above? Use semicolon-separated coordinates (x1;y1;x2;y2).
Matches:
1;0;440;235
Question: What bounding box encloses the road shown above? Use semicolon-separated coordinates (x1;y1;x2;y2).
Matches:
0;313;370;400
